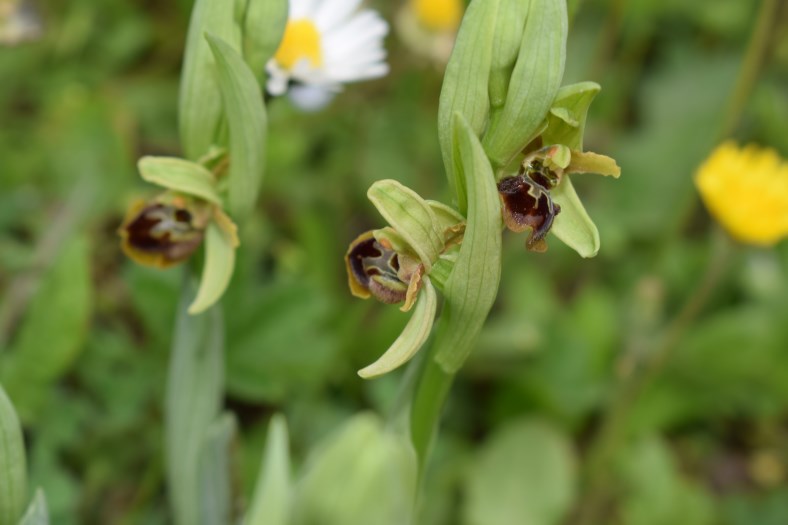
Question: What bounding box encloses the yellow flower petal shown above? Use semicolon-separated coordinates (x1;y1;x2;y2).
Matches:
273;19;323;70
695;142;788;246
410;0;463;32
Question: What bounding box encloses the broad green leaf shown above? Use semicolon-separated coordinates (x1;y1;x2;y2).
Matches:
207;33;267;220
0;236;91;421
179;0;243;159
434;114;502;373
17;490;49;525
368;180;444;271
166;280;224;525
189;218;238;315
551;178;600;258
178;0;241;160
0;384;26;525
482;0;567;169
464;419;576;525
543;82;600;150
246;415;291;525
198;413;237;525
358;277;437;379
292;414;417;525
241;0;288;82
138;157;222;204
438;0;499;212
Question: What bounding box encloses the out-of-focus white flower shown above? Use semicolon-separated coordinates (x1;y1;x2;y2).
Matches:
266;0;389;110
396;0;463;65
0;0;42;45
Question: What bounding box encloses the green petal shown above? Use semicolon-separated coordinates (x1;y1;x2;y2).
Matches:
426;200;465;233
551;177;600;258
188;220;237;314
567;151;621;178
138;157;222;204
367;180;444;271
207;33;267;220
543;81;600;150
358;277;437;379
434;113;503;373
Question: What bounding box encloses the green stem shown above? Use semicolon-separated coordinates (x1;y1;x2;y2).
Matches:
409;334;456;476
718;0;780;141
574;229;733;525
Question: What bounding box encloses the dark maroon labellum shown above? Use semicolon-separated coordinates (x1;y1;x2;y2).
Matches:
498;166;561;252
122;203;204;267
346;234;407;304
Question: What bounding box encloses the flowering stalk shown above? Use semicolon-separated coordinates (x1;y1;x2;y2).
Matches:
344;0;621;483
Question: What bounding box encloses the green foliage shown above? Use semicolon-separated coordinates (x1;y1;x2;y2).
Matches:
0;384;27;525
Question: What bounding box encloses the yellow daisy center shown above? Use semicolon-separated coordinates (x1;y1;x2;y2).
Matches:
695;142;788;246
411;0;463;32
273;19;323;70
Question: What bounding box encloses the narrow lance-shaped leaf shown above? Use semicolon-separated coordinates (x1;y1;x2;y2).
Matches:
189;210;239;315
434;113;503;373
241;0;288;83
166;279;225;525
358;277;437;379
207;33;268;220
482;0;567;169
179;0;243;159
0;383;26;525
138;157;222;205
367;180;443;271
198;413;237;525
438;0;500;213
245;415;292;525
17;490;49;525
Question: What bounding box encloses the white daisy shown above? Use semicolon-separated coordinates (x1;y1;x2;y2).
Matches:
266;0;390;108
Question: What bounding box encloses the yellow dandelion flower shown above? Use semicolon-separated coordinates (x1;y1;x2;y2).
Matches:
695;142;788;246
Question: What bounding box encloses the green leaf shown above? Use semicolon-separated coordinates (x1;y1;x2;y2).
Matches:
438;0;499;212
189;220;237;315
0;384;26;525
198;413;237;525
17;490;49;525
137;157;222;204
292;414;417;525
482;0;567;169
206;33;267;220
241;0;288;82
0;236;91;421
179;0;243;159
367;180;444;271
464;419;576;525
246;415;291;525
358;277;437;379
433;114;502;373
542;81;600;150
550;178;600;258
166;279;225;525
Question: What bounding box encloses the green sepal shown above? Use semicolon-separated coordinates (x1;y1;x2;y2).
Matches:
17;490;49;525
358;277;437;379
189;211;239;315
438;0;499;213
426;200;465;235
138;157;222;205
434;114;503;373
0;383;26;525
550;178;600;258
206;33;267;220
246;415;292;525
241;0;288;83
179;0;243;160
566;151;621;178
482;0;567;170
367;180;444;272
543;81;600;150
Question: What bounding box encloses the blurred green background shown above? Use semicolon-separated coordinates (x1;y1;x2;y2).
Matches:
1;0;788;523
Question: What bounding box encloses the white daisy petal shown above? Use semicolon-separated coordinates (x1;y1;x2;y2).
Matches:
288;84;337;111
313;0;363;32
